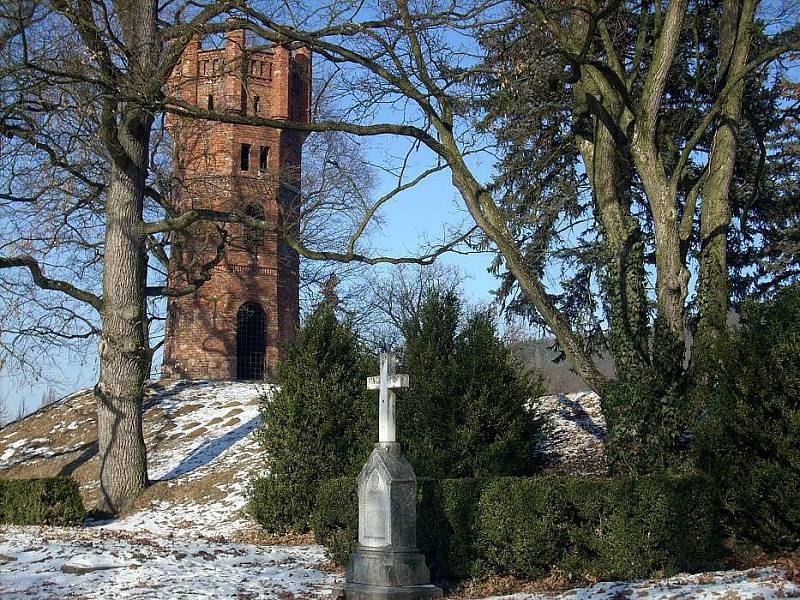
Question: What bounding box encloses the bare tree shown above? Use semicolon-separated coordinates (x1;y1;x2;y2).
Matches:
0;388;9;427
15;396;26;422
0;0;246;514
0;0;458;513
355;263;466;348
40;386;60;408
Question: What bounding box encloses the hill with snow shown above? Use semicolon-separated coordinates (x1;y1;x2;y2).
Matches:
0;381;797;599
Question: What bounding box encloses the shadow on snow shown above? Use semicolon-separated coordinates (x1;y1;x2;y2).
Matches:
555;393;606;441
158;416;260;481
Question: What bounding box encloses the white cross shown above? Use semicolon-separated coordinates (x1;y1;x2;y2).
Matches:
366;352;409;443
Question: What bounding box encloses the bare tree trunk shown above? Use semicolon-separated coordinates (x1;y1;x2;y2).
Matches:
90;0;161;516
95;114;152;515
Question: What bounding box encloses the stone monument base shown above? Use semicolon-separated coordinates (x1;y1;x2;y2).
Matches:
344;582;443;600
345;547;442;600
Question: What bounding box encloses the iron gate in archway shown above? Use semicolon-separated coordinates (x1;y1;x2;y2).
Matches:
236;302;266;380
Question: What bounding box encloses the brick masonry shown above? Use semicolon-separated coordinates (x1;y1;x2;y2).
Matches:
161;29;311;380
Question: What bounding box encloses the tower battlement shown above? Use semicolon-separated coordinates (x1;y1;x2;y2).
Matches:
162;28;310;381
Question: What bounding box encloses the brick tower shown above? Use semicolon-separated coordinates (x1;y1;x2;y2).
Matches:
162;29;311;380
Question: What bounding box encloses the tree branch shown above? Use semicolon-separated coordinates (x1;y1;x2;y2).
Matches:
0;255;102;311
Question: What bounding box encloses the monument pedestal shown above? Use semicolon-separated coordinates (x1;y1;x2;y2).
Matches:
345;582;443;600
344;442;442;600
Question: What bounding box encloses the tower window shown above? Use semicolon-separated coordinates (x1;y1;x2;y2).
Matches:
259;146;268;171
207;94;214;110
253;95;260;114
240;143;251;171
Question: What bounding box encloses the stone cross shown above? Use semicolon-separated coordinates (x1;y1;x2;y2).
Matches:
366;352;409;443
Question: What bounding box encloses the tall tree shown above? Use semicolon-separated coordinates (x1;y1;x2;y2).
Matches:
178;0;795;468
479;1;799;467
194;0;792;380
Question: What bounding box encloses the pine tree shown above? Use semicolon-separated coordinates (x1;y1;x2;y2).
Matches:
250;308;375;531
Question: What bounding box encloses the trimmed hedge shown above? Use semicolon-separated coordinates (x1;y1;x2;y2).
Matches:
311;474;722;584
0;477;85;526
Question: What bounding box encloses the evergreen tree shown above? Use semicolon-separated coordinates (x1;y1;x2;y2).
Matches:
694;286;800;550
399;291;461;477
479;3;798;472
454;313;545;476
399;291;545;478
250;308;375;531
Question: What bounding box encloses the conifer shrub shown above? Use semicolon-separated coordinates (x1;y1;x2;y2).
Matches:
311;477;484;582
0;477;85;525
399;291;546;478
250;290;547;533
248;308;376;532
694;286;800;551
310;478;358;565
311;474;722;585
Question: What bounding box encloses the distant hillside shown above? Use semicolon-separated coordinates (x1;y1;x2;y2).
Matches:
511;339;615;394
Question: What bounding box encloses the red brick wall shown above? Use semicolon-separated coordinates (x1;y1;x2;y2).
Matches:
162;29;310;380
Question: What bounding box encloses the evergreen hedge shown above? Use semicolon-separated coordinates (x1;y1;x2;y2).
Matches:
311;474;723;585
694;286;800;551
0;477;85;525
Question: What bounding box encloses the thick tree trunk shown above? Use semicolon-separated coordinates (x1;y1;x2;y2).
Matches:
631;134;691;363
696;0;756;347
91;0;161;516
95;118;152;514
573;79;648;372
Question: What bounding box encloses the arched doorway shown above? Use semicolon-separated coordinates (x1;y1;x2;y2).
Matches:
236;302;266;380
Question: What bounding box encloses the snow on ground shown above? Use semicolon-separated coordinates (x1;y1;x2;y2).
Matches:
0;526;333;599
1;384;797;598
0;389;95;467
144;380;267;483
487;568;799;599
534;392;607;475
110;380;270;539
0;380;342;598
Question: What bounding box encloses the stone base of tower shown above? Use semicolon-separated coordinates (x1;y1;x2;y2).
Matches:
161;271;288;382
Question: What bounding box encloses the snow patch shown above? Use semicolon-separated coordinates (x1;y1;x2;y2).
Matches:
0;526;337;599
487;567;799;599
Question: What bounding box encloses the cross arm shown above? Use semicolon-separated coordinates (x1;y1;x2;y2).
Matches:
366;374;410;390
